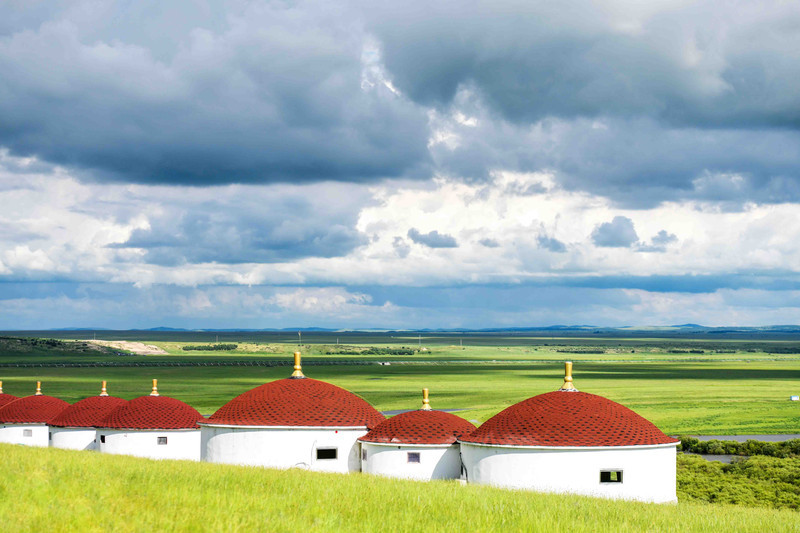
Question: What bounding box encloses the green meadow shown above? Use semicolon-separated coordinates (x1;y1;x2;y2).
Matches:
1;336;799;434
2;445;799;533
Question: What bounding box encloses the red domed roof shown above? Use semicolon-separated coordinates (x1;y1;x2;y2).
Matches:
0;393;19;409
205;377;385;428
0;395;70;424
359;409;476;445
461;391;678;447
100;396;203;430
49;396;128;428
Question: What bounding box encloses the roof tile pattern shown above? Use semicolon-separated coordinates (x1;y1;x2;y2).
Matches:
462;391;678;447
0;395;70;424
359;409;476;445
0;394;19;409
206;377;385;428
100;396;203;430
49;396;128;428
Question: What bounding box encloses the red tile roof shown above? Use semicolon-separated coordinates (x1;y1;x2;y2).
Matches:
461;391;678;447
205;377;385;428
100;396;203;430
0;395;70;424
360;409;476;445
49;396;128;428
0;394;19;409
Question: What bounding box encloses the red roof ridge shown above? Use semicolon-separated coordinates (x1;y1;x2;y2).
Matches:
100;395;203;430
462;390;678;447
360;409;476;445
50;395;128;428
0;394;70;424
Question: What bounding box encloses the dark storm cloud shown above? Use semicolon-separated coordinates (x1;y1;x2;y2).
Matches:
591;216;638;248
0;1;429;185
112;184;370;264
407;228;458;248
365;1;800;129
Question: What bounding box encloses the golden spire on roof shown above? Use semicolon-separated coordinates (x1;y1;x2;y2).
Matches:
150;379;159;396
35;381;43;395
100;380;109;397
421;388;432;410
291;351;305;378
0;381;3;394
559;361;578;391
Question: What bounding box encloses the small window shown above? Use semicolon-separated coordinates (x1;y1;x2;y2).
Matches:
23;429;32;437
157;436;168;445
407;452;421;464
600;470;623;483
100;435;106;444
316;448;337;460
361;449;367;461
49;432;52;441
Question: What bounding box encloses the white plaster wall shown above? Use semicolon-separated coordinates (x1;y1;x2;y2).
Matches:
49;427;98;450
0;424;49;447
200;425;367;473
461;443;677;503
96;429;201;461
361;443;463;481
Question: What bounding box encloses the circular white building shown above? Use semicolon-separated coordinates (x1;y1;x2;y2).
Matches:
200;353;385;473
97;380;202;461
49;381;127;451
460;363;679;503
0;382;69;447
0;381;19;409
359;388;476;481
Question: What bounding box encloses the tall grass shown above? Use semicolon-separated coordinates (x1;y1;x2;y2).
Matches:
1;445;798;532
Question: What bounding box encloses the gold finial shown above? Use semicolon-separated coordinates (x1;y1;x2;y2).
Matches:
559;361;578;391
150;379;159;396
100;380;109;397
35;381;43;395
291;351;305;378
0;381;3;394
421;388;432;410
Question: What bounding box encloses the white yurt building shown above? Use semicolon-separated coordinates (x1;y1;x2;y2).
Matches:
0;381;19;409
460;363;679;503
97;380;202;461
0;382;70;447
200;352;385;473
359;388;476;481
49;381;127;451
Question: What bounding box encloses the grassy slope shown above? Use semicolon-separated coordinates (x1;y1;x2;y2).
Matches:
1;445;798;533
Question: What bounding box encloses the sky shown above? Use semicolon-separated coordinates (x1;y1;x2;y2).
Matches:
1;0;800;329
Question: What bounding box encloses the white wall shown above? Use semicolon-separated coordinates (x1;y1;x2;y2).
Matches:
49;427;98;451
96;429;201;461
361;443;463;481
0;424;49;447
200;425;367;473
461;442;677;503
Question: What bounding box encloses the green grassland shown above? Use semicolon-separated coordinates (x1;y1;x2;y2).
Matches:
2;445;799;533
1;334;799;434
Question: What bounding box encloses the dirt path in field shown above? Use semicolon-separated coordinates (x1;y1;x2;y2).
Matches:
87;340;168;356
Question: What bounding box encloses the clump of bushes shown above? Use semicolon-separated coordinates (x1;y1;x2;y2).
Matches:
668;349;705;354
678;454;800;509
325;347;417;356
679;436;800;458
182;344;238;351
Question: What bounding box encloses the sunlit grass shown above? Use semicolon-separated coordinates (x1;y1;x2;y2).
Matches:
1;445;799;532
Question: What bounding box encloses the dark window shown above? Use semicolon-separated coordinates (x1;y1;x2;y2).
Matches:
316;448;337;460
23;429;32;437
157;436;168;445
407;452;421;463
362;449;367;461
49;432;52;440
100;435;106;443
600;470;623;483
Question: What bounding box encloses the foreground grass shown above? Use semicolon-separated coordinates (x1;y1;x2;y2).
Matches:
1;445;798;533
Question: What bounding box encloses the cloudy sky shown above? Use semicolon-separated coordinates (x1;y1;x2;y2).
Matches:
2;0;800;329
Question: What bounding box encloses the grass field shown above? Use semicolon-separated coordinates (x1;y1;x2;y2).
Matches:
2;444;799;533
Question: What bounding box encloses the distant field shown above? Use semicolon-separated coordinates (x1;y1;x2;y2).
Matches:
2;444;798;532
